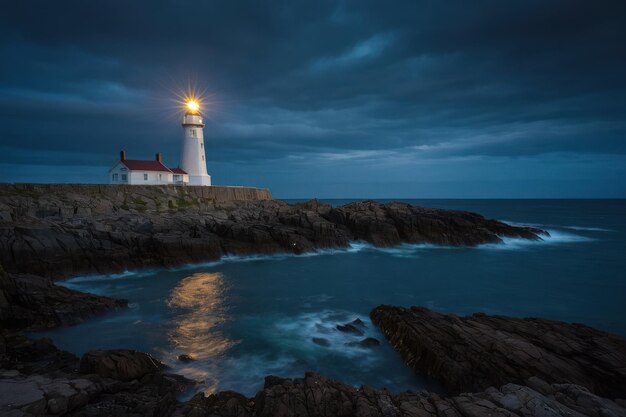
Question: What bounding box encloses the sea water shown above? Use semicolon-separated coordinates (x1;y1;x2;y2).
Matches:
35;199;626;396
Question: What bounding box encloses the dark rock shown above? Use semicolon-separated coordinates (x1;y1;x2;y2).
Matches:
178;354;195;362
0;185;544;278
371;305;626;399
312;337;331;347
0;263;127;331
79;349;165;381
1;331;625;417
336;323;364;336
346;337;380;348
247;372;625;417
351;318;366;328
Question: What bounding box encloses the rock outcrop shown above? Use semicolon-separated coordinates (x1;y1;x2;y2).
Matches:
0;184;544;278
371;305;626;400
2;336;625;417
79;350;166;382
180;372;625;417
0;332;191;416
0;264;126;330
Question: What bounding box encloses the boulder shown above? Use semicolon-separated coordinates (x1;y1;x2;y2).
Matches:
336;323;364;336
80;349;165;381
178;354;195;363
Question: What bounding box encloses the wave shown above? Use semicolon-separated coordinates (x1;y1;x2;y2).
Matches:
478;229;593;251
62;269;162;289
501;220;614;233
560;225;614;232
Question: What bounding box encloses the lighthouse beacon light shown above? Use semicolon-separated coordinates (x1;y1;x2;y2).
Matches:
180;98;211;186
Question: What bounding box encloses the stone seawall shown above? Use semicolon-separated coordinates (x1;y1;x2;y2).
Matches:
0;183;272;206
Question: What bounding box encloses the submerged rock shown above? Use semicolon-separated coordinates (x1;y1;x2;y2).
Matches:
371;305;626;399
350;318;367;328
312;337;331;347
178;354;195;363
336;323;364;336
346;337;381;348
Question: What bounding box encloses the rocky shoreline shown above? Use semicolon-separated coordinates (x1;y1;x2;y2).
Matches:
2;185;625;416
3;307;626;416
0;184;543;278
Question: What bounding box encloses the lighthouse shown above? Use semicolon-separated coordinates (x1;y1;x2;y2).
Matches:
180;100;211;186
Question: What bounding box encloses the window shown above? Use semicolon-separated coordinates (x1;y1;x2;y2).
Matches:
112;173;118;181
144;173;148;180
200;143;203;149
159;174;162;181
191;129;196;137
201;155;204;161
120;167;127;171
121;174;127;181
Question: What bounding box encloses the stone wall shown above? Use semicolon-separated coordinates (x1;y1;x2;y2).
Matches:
0;183;272;204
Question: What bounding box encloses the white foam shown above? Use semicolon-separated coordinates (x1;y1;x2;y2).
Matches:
561;225;614;232
501;220;613;233
63;269;159;285
272;310;383;359
478;228;593;251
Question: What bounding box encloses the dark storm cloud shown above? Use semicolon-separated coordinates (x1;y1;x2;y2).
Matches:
1;0;625;195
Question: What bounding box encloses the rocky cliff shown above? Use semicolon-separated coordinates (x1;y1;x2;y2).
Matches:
0;184;544;278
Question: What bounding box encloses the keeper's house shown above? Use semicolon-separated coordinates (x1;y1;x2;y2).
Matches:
109;151;189;185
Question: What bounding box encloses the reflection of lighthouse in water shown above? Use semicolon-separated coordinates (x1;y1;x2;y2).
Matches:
167;272;233;392
180;101;211;186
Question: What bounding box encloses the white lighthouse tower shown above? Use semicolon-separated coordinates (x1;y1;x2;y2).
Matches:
180;100;211;186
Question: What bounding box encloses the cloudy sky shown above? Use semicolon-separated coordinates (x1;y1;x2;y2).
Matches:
1;1;625;198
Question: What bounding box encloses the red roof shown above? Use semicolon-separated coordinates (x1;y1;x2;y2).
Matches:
121;160;172;172
169;167;187;174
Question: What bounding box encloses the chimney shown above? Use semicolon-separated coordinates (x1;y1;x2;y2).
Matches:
120;150;126;161
156;152;163;163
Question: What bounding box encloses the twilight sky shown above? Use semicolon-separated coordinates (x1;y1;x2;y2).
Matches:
1;1;625;198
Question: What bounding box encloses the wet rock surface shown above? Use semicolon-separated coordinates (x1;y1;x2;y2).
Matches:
0;184;544;278
0;331;193;416
371;305;626;399
79;350;166;382
0;264;126;331
175;372;626;417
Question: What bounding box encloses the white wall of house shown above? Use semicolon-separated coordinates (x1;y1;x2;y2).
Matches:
128;170;172;185
109;162;130;184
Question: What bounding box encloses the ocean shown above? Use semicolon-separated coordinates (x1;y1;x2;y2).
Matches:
35;199;626;397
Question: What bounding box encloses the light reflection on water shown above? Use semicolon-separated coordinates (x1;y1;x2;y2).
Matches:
164;272;237;393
